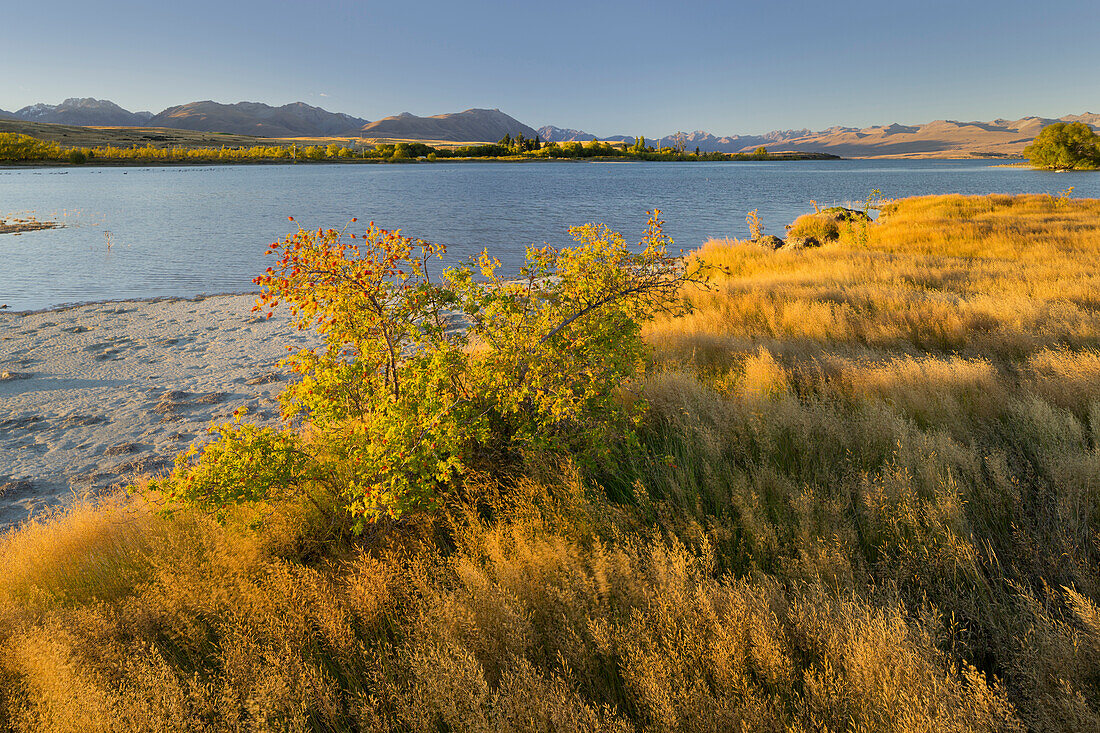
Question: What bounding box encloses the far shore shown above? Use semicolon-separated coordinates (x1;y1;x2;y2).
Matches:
0;153;843;168
1;153;1038;170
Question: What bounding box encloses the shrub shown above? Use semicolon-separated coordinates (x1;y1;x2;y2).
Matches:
1024;122;1100;170
67;150;87;165
161;213;705;529
746;209;765;239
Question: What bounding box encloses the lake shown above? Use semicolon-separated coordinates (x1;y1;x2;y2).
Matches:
1;159;1095;311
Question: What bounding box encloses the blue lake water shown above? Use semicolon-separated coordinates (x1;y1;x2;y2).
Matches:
1;159;1096;311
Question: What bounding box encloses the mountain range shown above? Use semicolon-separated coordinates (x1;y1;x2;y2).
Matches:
2;97;1099;157
2;98;154;127
0;98;538;143
540;117;1100;157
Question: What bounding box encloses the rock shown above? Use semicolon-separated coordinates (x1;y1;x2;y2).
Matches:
819;207;871;223
754;235;786;250
0;414;45;432
58;414;108;428
780;236;822;251
0;479;34;498
0;220;63;235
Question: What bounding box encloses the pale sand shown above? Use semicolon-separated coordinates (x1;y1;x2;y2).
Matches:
0;294;319;529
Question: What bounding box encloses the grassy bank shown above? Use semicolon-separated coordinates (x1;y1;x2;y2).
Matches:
2;194;1099;731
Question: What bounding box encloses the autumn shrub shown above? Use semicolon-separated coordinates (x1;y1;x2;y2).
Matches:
159;213;702;530
0;133;63;161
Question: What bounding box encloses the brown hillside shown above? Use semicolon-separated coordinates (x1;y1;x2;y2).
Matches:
360;108;538;142
730;116;1087;158
147;101;367;138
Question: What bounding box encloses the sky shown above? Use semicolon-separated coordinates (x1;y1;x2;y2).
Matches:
3;0;1099;137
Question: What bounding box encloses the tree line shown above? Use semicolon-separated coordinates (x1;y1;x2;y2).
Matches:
0;131;797;164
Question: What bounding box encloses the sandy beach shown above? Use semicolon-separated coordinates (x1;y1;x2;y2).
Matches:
0;293;318;529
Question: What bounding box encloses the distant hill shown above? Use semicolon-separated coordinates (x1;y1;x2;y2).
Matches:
540;115;1100;158
147;101;368;138
361;109;538;143
9;98;153;127
539;125;597;142
745;118;1064;157
538;125;810;150
1052;112;1100;128
0;117;291;149
538;125;631;144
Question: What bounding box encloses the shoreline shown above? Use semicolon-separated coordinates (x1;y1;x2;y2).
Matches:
0;153;842;169
0;293;318;529
2;290;262;317
0;154;1033;170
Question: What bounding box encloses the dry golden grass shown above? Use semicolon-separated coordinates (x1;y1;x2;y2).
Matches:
3;194;1100;730
786;212;841;241
651;194;1100;363
0;480;1021;732
629;194;1100;730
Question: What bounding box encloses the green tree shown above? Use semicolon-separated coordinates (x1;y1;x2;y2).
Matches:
1024;122;1100;170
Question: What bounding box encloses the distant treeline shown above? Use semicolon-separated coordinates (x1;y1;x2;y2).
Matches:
0;131;833;164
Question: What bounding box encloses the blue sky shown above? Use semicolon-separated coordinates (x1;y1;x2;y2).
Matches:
3;0;1098;136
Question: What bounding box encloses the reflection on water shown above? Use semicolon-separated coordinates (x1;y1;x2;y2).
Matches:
0;159;1091;311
